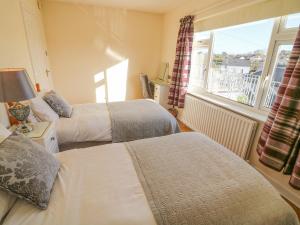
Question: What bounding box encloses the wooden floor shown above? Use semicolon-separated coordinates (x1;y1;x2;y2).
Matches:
177;119;300;221
177;120;193;132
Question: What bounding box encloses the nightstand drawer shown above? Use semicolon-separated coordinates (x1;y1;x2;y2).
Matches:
10;122;59;153
30;122;59;153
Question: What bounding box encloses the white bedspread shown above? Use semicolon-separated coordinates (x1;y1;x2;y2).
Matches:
55;103;112;144
3;144;157;225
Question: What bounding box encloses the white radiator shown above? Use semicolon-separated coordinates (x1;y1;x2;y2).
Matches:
181;95;257;159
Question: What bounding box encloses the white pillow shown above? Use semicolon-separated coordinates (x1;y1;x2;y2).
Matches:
30;97;59;122
0;123;11;144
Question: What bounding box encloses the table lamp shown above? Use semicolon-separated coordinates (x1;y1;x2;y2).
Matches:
0;68;37;133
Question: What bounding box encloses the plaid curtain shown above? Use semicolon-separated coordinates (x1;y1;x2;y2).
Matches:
168;15;194;108
257;27;300;189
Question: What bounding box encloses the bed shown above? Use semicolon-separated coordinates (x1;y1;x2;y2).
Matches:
55;99;180;149
3;132;299;225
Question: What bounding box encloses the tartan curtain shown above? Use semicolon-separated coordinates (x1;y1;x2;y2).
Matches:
168;15;194;108
257;27;300;189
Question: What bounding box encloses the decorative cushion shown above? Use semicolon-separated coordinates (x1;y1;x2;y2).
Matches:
0;134;60;209
30;96;59;122
43;91;73;118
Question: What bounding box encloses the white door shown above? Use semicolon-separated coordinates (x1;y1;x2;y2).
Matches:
20;0;53;91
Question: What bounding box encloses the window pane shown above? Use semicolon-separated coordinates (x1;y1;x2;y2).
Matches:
264;45;292;108
285;13;300;29
208;19;274;106
189;32;210;92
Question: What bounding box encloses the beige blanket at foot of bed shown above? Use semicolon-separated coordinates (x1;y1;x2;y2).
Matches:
126;132;299;225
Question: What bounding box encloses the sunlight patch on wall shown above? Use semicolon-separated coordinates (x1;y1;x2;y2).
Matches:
107;59;129;102
94;71;106;103
96;85;106;103
94;59;129;103
94;71;105;83
106;47;125;62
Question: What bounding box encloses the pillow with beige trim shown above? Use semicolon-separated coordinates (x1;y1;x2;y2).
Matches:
0;134;60;209
30;96;59;122
43;91;73;118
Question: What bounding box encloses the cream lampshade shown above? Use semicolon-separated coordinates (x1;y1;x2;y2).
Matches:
0;68;36;133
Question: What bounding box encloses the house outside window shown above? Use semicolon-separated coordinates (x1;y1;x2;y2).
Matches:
189;12;300;112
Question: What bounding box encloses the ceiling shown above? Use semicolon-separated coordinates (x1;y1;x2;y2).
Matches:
46;0;189;13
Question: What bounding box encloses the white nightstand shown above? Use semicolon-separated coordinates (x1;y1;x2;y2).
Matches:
150;79;170;109
10;122;59;154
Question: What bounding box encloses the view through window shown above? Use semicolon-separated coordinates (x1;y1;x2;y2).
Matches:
208;19;274;106
189;13;299;111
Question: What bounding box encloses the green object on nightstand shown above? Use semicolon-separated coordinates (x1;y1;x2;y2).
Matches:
8;103;32;133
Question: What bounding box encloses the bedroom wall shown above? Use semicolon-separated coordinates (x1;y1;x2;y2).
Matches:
0;0;35;80
0;0;37;127
42;1;163;104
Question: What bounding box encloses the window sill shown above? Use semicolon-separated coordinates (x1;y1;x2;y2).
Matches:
187;92;268;123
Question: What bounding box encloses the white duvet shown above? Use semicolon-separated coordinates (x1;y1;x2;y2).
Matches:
3;144;157;225
55;103;112;145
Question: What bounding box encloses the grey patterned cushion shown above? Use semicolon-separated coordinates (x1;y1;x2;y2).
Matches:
43;91;73;118
0;134;60;209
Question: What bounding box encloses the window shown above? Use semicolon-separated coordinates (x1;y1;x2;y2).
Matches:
285;13;300;29
208;20;274;106
189;12;299;112
264;44;292;108
189;32;211;92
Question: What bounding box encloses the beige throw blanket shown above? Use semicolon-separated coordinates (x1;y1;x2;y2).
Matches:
126;132;299;225
108;99;180;143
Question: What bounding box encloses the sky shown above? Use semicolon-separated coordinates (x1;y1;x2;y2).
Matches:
212;19;274;55
196;13;300;54
195;13;300;55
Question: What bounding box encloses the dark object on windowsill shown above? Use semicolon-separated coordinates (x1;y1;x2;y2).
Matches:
168;107;178;118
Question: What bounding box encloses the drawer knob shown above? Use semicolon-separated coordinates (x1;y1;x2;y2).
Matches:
51;137;55;141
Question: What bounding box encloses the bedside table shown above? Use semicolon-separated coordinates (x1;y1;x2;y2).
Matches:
10;122;59;154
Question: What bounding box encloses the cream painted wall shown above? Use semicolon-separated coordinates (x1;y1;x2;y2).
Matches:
0;0;35;79
42;1;163;104
0;0;36;127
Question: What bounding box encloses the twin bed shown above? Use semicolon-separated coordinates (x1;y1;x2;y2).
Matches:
55;99;180;148
2;133;299;225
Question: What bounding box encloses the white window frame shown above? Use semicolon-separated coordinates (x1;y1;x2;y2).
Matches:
190;14;299;114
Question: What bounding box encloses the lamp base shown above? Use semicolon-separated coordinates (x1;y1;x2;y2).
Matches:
16;123;33;134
